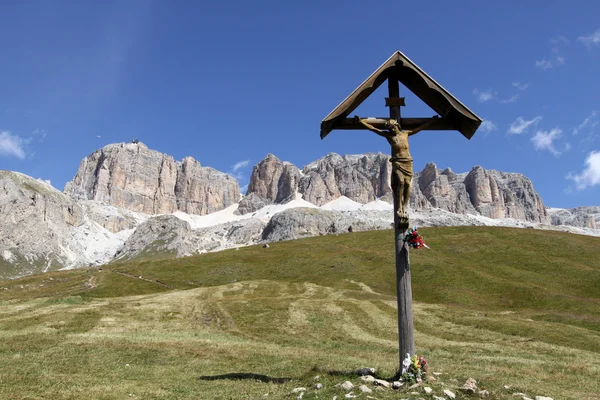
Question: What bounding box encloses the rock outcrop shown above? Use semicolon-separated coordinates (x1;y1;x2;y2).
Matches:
413;163;476;215
261;208;392;242
299;153;392;206
64;142;240;215
114;215;196;260
238;154;301;215
246;153;549;224
0;171;126;278
80;201;148;233
115;216;267;261
236;193;268;216
547;207;600;229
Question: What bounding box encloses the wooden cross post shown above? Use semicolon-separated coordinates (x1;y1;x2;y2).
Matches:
319;51;482;375
387;71;415;362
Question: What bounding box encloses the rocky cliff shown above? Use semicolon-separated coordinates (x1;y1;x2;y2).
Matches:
64;142;240;215
0;171;127;278
547;206;599;229
244;153;549;224
2;146;598;279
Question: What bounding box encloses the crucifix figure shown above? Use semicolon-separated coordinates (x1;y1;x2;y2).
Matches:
354;115;439;229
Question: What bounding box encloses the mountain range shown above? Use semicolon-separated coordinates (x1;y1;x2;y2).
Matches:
1;141;598;279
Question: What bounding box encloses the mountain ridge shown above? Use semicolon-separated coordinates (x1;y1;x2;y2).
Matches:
1;141;598;279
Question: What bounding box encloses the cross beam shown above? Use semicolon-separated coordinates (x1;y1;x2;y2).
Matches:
332;117;453;131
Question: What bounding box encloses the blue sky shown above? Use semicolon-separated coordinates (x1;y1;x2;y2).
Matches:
1;0;599;208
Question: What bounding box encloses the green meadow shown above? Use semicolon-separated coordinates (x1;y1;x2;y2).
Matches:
0;226;599;399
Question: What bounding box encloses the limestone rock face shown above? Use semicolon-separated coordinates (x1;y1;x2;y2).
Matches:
246;154;301;205
80;200;148;233
115;216;268;261
64;142;240;215
261;208;391;242
194;219;267;251
415;163;476;215
299;153;392;206
247;153;392;206
464;166;506;219
0;172;124;278
487;170;548;223
547;206;600;229
414;163;548;223
236;193;267;215
246;153;548;224
115;215;195;260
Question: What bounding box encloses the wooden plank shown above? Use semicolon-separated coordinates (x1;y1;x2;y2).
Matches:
333;117;453;131
387;74;401;123
388;72;416;365
385;97;406;107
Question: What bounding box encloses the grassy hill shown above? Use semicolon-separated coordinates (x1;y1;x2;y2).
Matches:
0;227;599;399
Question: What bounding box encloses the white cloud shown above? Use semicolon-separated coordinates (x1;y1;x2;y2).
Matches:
578;29;600;47
535;59;554;70
573;111;599;135
472;88;495;103
535;56;565;70
564;142;572;152
240;184;248;194
531;128;562;156
499;94;519;104
567;151;600;189
508;116;542;134
0;131;28;159
229;159;252;185
231;159;251;172
97;135;102;139
512;82;529;91
479;120;497;134
537;35;569;70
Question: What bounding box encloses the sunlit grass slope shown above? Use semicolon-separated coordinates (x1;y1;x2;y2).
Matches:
0;227;599;399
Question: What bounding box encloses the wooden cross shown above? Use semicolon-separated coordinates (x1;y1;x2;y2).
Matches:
320;51;482;371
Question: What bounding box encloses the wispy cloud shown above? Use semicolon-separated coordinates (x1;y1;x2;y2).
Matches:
573;111;599;136
0;131;29;159
567;151;600;189
232;159;251;173
32;129;47;143
550;35;570;53
229;159;252;189
499;94;519;104
512;82;529;91
536;35;569;69
472;88;495;103
508;116;542;134
531;128;562;156
578;28;600;47
535;59;555;70
479;120;497;134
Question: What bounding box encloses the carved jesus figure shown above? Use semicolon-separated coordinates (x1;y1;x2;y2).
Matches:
354;115;439;228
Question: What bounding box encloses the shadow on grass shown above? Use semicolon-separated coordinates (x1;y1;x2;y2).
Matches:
198;368;401;384
310;366;400;381
198;373;293;384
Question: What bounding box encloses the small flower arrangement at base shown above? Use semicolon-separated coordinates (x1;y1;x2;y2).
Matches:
400;353;428;384
403;227;430;249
